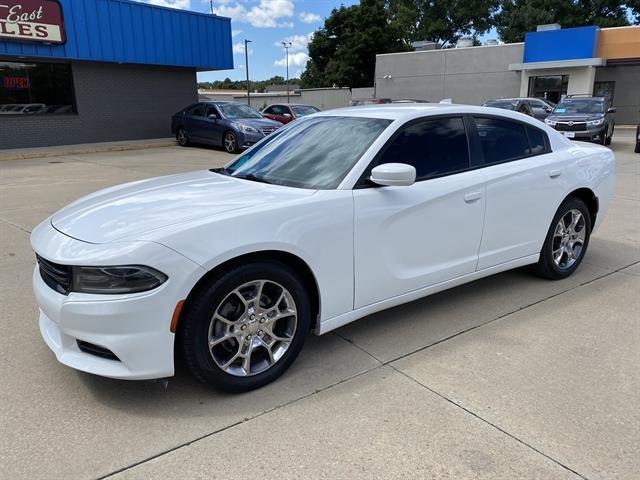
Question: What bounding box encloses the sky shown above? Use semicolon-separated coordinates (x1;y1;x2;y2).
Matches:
140;0;359;82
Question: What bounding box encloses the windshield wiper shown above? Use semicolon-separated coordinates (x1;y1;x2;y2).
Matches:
210;167;230;175
234;173;275;185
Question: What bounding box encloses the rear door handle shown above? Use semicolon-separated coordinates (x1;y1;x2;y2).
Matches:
549;169;562;178
464;192;482;203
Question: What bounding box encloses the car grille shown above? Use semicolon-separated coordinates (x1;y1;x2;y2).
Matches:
556;121;587;132
36;254;71;295
261;127;276;136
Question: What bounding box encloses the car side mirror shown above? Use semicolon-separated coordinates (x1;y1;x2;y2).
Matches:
283;113;292;117
607;107;616;113
370;163;416;187
208;114;218;120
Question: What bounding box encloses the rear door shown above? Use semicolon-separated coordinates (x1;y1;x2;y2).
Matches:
472;116;567;269
353;116;486;308
184;104;208;141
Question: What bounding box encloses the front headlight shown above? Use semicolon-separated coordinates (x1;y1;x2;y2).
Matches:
239;125;259;133
72;266;168;294
586;118;604;127
544;118;557;126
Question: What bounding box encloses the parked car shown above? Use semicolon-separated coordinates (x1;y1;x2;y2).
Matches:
31;104;614;392
0;103;46;114
171;101;283;153
636;124;640;153
261;103;320;124
351;98;391;106
544;95;615;145
483;98;554;121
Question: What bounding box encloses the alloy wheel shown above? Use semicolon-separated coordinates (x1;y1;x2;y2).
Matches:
552;209;586;269
177;128;187;146
224;132;236;152
207;280;297;377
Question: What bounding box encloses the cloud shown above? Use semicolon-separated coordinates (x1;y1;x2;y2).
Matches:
233;42;253;55
274;52;309;68
298;12;320;23
275;33;312;53
148;0;191;9
231;29;242;37
214;0;294;28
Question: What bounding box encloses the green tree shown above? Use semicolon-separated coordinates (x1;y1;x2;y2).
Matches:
389;0;500;47
301;0;410;88
495;0;636;43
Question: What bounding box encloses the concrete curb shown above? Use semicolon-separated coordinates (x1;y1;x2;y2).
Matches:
0;140;177;161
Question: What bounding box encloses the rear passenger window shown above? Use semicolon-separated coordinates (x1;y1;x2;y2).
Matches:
377;117;469;180
189;104;205;117
526;126;547;155
474;117;530;164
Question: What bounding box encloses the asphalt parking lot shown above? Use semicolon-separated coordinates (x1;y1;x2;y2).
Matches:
1;131;638;480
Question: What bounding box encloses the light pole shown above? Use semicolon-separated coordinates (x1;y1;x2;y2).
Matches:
281;41;292;104
245;39;252;106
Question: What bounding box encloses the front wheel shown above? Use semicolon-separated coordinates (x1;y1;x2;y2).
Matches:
179;261;311;392
223;131;239;153
534;197;592;280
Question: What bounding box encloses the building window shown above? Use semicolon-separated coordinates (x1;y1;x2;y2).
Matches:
528;75;569;104
593;81;615;103
0;61;75;115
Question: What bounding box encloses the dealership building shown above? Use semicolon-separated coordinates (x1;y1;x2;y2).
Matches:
374;25;640;125
0;0;232;149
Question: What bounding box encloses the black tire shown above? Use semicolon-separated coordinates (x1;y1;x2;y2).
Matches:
605;124;613;146
534;197;592;280
599;128;607;145
179;261;311;392
223;130;239;153
176;127;189;147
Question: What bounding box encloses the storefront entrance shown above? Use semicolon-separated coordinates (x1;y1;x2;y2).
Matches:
528;75;569;104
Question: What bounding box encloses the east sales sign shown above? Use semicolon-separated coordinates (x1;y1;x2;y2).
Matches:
0;0;65;44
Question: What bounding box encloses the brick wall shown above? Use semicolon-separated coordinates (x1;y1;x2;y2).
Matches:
0;62;198;149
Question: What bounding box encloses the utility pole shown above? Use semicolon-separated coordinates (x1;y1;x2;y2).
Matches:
281;41;292;104
245;39;252;106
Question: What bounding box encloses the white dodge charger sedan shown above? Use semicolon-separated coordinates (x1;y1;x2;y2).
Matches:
31;104;615;392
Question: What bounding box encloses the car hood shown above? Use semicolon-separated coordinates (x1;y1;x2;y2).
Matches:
51;170;315;244
234;117;282;129
547;113;604;122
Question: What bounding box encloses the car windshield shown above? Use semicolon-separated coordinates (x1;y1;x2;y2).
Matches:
291;105;319;116
553;99;604;115
485;101;516;110
223;116;391;189
217;103;263;119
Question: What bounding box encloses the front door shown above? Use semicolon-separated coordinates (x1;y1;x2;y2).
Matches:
353;116;486;308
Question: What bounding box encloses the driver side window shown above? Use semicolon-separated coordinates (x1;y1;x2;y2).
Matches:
377;116;470;181
205;105;219;118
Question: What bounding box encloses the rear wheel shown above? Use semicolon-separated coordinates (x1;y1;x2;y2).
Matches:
534;197;591;280
176;127;189;146
179;261;310;392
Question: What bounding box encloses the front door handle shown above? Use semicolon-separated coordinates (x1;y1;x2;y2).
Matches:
549;169;562;178
464;192;482;203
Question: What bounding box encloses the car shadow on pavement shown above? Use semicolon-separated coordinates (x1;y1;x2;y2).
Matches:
74;238;637;415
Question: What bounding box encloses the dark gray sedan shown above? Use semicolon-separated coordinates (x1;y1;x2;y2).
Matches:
171;101;283;153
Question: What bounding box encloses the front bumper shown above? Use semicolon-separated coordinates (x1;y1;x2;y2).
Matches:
556;126;607;142
31;220;206;380
238;129;267;148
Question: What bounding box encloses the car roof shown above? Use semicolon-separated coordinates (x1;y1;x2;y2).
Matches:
266;103;316;107
314;103;539;121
